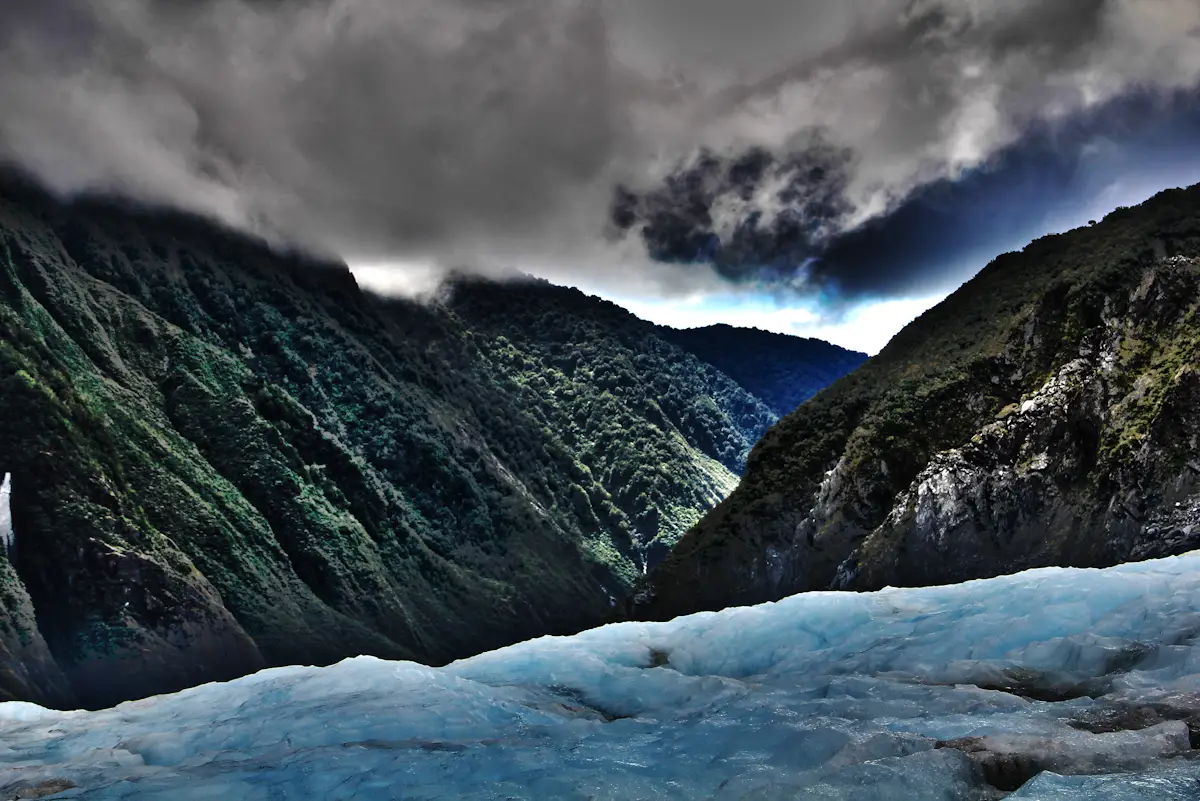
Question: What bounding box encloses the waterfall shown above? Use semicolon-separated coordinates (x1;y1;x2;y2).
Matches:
0;473;13;555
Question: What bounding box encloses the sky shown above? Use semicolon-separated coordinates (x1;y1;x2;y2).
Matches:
2;1;1200;353
604;85;1200;353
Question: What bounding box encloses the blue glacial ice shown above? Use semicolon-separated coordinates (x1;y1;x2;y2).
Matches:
5;554;1200;799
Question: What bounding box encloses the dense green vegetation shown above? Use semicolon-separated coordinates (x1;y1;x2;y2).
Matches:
660;324;865;417
633;185;1200;621
447;279;776;563
0;175;787;708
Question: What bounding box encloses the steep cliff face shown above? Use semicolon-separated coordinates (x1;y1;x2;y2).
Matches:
0;176;782;708
632;185;1200;621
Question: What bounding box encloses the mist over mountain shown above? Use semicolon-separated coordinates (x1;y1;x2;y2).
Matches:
9;170;1200;801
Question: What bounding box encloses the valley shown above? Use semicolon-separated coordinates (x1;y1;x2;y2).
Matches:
0;174;860;708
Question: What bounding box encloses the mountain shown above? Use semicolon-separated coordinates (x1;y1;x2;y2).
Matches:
0;174;791;708
631;184;1200;621
660;324;866;417
442;281;779;568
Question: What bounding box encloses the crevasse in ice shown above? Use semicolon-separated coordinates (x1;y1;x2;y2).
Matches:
5;554;1200;799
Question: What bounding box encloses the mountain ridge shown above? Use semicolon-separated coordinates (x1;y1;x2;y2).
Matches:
630;184;1200;621
658;323;866;418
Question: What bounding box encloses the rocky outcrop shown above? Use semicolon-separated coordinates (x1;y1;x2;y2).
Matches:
841;256;1200;590
839;357;1109;589
632;185;1200;620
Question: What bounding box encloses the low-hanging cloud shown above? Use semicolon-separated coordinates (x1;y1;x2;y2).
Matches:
1;0;1199;301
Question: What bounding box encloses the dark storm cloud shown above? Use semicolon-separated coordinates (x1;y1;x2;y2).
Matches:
610;140;855;289
619;87;1200;299
1;0;1199;299
816;87;1200;298
609;0;1200;297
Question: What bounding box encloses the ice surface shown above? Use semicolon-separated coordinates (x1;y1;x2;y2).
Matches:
5;554;1200;799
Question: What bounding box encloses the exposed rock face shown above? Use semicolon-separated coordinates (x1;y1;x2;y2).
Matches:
840;357;1109;589
844;255;1200;591
632;185;1200;621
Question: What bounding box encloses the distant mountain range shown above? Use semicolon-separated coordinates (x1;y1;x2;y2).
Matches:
660;324;866;418
631;184;1200;622
0;174;859;708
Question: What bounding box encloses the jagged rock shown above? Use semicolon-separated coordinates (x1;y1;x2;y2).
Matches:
842;357;1110;588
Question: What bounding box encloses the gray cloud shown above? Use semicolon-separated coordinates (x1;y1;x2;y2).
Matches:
0;0;630;269
1;0;1199;299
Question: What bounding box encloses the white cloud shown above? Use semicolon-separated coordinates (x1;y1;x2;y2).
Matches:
348;261;447;301
607;291;947;355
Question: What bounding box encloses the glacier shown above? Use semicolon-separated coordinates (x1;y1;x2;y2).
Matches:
5;556;1200;799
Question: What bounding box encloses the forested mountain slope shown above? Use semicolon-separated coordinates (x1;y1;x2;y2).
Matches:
446;280;775;564
661;324;866;417
632;184;1200;621
0;175;782;708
